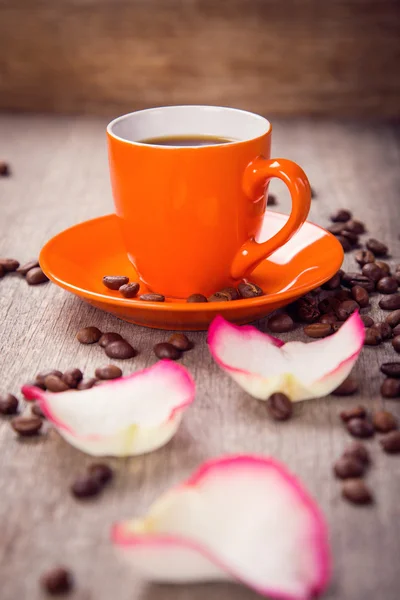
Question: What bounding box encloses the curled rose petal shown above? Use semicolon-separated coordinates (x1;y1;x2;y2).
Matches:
21;361;195;456
208;312;364;401
112;455;330;600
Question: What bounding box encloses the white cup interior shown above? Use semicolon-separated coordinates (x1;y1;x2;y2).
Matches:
107;105;270;147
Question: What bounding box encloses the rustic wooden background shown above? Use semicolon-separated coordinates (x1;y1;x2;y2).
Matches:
0;114;400;599
1;0;400;116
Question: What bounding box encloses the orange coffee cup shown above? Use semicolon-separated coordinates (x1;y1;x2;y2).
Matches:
107;106;311;298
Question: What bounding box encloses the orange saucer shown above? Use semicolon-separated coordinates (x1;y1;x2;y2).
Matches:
40;213;343;331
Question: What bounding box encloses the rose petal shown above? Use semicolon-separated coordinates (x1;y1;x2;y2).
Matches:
208;312;364;401
21;361;195;456
112;455;330;600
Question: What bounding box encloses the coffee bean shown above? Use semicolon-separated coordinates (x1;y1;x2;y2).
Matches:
267;313;294;333
335;289;352;301
16;259;39;275
377;276;398;294
375;322;392;341
35;369;63;387
328;223;346;235
237;282;264;298
361;315;374;327
380;378;400;398
336;236;352;252
105;340;136;360
334;456;365;479
71;475;102;499
380;362;400;378
187;293;208;303
319;313;338;325
362;262;383;282
335;299;359;321
346;418;374;438
32;404;46;419
102;275;129;290
267;193;277;205
304;323;334;338
0;258;20;272
318;296;340;314
26;267;49;285
139;293;165;302
395;272;400;285
331;209;352;222
341;272;375;292
119;282;140;298
153;342;181;360
343;219;365;234
266;393;292;421
0;264;4;278
355;249;375;266
342;479;373;505
77;378;98;391
62;368;83;389
350;286;369;308
341;230;359;245
98;332;123;348
380;431;400;453
386;309;400;328
375;260;391;276
76;326;102;344
334;376;359;397
293;297;320;323
168;333;193;351
372;410;398;433
40;566;73;595
340;407;365;423
208;290;234;302
11;416;42;436
322;273;341;290
221;287;240;300
44;375;70;393
95;364;122;380
0;393;19;415
364;326;382;346
87;463;113;486
379;294;400;310
343;442;370;465
392;336;400;353
0;161;10;176
366;238;388;256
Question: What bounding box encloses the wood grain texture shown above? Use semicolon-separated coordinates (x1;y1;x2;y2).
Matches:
0;0;400;116
0;114;400;599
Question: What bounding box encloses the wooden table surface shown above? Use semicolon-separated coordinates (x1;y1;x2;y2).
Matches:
0;115;399;600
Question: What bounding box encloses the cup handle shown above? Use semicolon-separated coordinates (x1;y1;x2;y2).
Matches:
230;156;311;280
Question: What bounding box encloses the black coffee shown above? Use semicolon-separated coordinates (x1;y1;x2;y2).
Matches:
139;135;235;146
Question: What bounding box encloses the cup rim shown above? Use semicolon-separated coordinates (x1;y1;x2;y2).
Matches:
107;105;271;148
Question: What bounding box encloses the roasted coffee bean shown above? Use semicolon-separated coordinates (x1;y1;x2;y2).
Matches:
237;282;264;298
374;322;392;341
0;258;19;272
395;272;400;285
221;287;240;299
364;326;382;346
76;326;102;344
11;416;42;436
119;282;140;298
381;378;400;398
32;404;46;419
267;313;294;333
16;259;39;275
366;238;388;256
334;456;365;479
139;293;165;302
379;294;400;310
332;322;344;333
380;431;400;453
340;405;366;421
87;463;113;486
351;286;369;308
377;276;398;294
319;312;338;325
333;376;359;397
44;375;69;393
375;260;391;275
342;479;373;505
0;393;19;415
0;264;4;278
390;324;400;336
267;193;277;205
35;369;63;387
362;262;383;282
153;342;181;360
102;275;129;290
95;364;122;380
98;332;123;348
208;289;235;302
62;368;83;389
341;230;359;245
372;410;398;433
187;293;208;303
335;300;359;321
0;161;10;176
71;476;102;498
331;209;352;222
336;236;352;252
304;323;334;338
341;272;375;292
346;418;374;438
77;378;98;391
266;393;292;421
40;566;73;595
343;442;370;465
361;315;374;327
318;296;340;314
380;362;400;378
328;223;346;235
105;340;136;359
392;336;400;353
26;267;49;285
355;249;375;266
386;309;400;328
293;297;320;323
343;219;365;234
321;272;341;290
168;333;193;351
